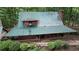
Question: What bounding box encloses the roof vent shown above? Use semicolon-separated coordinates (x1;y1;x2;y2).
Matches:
23;20;38;27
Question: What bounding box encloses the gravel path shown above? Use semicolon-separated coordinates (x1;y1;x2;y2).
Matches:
35;40;79;47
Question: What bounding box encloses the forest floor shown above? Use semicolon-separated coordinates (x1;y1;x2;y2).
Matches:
63;35;79;45
35;34;79;51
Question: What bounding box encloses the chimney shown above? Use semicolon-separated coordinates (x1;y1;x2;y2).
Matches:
59;10;64;20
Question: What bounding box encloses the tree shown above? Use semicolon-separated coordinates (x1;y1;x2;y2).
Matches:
0;7;18;28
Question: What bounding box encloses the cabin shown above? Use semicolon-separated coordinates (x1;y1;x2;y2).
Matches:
6;12;76;41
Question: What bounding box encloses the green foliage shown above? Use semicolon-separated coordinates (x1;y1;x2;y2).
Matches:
48;40;67;50
0;8;18;28
30;47;40;51
20;43;30;51
20;43;39;51
39;48;47;51
48;42;55;50
0;41;6;51
0;40;20;51
0;40;39;51
9;41;20;51
0;39;69;51
63;43;69;49
0;40;13;51
54;40;65;49
28;44;39;51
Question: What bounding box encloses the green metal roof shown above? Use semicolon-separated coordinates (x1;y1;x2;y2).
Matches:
17;12;63;28
6;26;76;36
6;12;76;36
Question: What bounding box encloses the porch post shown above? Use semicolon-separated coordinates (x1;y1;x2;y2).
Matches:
38;35;40;41
35;35;40;41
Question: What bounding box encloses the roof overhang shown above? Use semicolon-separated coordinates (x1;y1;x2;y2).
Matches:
5;25;76;37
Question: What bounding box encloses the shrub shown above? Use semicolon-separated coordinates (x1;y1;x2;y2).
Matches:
63;43;69;49
54;40;65;49
20;43;39;51
28;44;36;49
48;40;66;50
0;40;13;51
48;42;55;50
20;43;30;51
9;41;20;51
28;47;40;51
28;44;39;51
0;40;40;51
39;48;47;51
